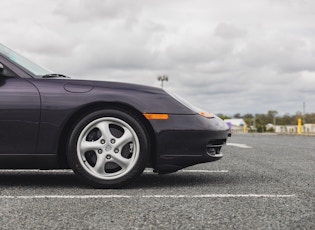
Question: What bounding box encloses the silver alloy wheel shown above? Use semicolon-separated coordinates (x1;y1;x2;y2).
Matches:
77;117;140;180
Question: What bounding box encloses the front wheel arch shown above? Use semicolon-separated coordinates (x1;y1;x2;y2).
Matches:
57;102;156;169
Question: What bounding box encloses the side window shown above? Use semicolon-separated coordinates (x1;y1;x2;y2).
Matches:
0;62;18;77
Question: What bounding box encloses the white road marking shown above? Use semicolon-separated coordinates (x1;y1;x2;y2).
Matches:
0;195;132;199
1;169;228;174
0;170;295;199
180;170;229;173
142;194;296;198
227;143;252;148
144;169;229;173
0;169;74;173
0;194;295;199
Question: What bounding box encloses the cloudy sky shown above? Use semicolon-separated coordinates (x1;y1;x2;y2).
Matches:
1;0;315;116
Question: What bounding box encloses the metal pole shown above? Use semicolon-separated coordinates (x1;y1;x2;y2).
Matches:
157;75;169;88
303;102;305;125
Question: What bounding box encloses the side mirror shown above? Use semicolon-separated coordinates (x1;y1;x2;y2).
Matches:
0;63;4;75
0;62;16;77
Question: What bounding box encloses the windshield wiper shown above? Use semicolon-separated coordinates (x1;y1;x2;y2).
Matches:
42;73;70;79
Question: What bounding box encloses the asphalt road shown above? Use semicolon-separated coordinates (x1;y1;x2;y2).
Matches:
0;134;314;229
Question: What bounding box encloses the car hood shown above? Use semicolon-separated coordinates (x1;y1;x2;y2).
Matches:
31;78;196;115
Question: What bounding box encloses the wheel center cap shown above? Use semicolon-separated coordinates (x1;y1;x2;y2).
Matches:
105;145;112;152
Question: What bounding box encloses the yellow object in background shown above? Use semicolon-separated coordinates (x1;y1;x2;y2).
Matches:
298;118;302;134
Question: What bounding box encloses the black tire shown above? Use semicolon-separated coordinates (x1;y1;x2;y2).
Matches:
67;109;149;188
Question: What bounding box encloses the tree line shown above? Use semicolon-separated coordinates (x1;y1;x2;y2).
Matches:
217;111;315;133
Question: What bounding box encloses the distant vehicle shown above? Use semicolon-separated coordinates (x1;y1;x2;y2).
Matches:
0;44;229;188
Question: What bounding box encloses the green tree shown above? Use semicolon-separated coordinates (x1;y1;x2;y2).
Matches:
243;113;254;126
217;113;231;120
267;110;278;124
233;113;241;118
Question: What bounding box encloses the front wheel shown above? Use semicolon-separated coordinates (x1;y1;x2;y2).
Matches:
67;109;149;188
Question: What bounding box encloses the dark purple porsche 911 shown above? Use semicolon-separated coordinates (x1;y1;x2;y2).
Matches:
0;43;229;188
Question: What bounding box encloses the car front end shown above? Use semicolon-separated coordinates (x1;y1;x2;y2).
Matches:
143;90;229;173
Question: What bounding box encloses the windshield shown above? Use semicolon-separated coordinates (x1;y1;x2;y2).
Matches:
0;43;53;77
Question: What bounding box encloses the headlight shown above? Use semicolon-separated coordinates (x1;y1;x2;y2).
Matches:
166;90;215;119
198;111;215;118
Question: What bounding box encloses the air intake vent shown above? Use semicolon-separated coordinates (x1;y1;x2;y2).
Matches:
206;139;226;156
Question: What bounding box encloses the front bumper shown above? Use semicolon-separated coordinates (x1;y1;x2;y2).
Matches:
149;114;229;173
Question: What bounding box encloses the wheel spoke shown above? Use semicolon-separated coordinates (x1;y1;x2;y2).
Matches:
115;128;134;149
96;121;114;142
93;153;107;174
111;154;131;170
80;139;103;152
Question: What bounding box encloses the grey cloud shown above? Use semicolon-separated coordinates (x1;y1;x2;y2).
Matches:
54;0;141;22
237;31;315;73
214;23;247;40
1;0;315;115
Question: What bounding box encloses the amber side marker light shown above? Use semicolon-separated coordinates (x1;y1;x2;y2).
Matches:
143;113;169;120
198;111;215;118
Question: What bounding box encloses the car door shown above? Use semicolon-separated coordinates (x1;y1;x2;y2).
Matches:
0;61;40;155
